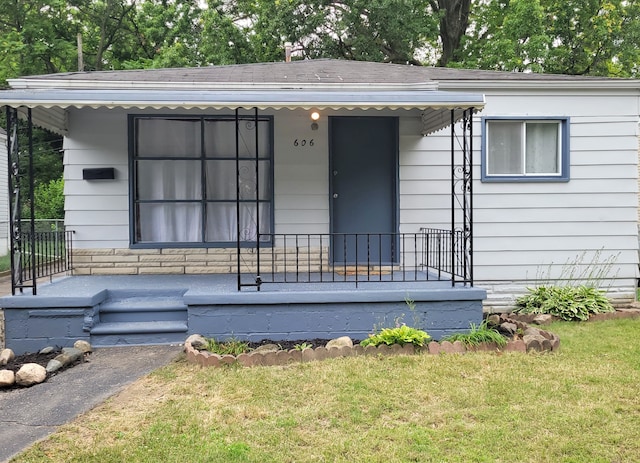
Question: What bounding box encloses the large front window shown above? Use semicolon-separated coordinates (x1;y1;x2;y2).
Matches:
130;115;272;246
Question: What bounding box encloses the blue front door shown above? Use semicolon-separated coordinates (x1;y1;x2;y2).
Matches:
330;117;398;264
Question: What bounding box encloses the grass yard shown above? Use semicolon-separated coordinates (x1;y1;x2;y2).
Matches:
13;318;640;463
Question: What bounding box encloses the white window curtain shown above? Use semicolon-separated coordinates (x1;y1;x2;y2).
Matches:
487;120;560;176
487;121;522;174
526;123;559;173
134;117;271;244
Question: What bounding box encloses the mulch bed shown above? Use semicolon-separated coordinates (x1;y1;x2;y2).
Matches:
1;349;83;392
247;339;359;351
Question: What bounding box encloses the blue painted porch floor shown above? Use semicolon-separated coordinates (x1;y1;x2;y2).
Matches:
1;274;487;354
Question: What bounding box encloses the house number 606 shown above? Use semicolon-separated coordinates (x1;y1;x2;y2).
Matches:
294;139;314;147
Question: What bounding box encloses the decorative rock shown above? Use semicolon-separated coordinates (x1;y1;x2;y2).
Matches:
532;314;553;325
500;322;518;335
253;344;281;354
46;359;64;373
0;369;15;387
524;327;542;337
352;345;364;356
326;336;353;349
185;334;207;350
0;348;15;366
73;340;93;353
62;347;84;360
15;363;47;386
53;348;83;367
39;346;55;355
486;314;501;327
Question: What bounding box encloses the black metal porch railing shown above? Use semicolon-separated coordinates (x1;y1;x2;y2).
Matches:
420;228;470;284
12;228;74;294
237;228;471;289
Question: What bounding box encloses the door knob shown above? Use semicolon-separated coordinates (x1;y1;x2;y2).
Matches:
333;193;339;199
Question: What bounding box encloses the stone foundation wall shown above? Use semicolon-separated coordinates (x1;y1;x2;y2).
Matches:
72;247;333;275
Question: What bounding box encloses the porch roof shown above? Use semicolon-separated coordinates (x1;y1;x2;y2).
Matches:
0;87;485;136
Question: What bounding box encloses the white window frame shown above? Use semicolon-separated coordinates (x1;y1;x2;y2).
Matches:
482;117;570;182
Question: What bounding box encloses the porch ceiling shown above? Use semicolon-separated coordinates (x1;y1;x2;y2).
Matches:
0;88;485;136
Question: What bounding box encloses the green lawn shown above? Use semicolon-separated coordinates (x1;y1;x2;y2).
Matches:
13;318;640;463
0;254;10;273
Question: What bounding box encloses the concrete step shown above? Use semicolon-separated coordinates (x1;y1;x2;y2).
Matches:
91;291;189;346
90;320;188;347
98;296;188;323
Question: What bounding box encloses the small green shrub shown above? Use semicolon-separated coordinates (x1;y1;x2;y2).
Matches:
360;324;430;348
442;320;507;347
205;338;250;355
294;342;313;351
514;285;615;321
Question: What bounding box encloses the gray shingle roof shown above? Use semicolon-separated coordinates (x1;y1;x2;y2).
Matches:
16;59;625;85
18;59;435;85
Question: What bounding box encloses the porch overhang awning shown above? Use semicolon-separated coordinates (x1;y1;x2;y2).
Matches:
0;88;485;136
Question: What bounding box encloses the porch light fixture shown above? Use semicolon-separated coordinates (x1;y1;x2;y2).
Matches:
310;111;320;130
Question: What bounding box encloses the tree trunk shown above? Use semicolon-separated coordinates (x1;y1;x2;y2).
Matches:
431;0;471;67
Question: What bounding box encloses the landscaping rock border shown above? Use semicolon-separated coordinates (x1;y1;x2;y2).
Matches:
184;316;560;368
0;340;92;389
504;308;640;325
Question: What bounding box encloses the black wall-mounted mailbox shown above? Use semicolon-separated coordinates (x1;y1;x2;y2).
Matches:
83;168;115;180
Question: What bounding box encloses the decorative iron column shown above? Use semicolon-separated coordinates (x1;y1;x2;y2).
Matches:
235;107;262;291
450;108;474;286
6;107;37;294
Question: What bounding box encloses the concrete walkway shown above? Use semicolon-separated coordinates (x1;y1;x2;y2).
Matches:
0;344;182;463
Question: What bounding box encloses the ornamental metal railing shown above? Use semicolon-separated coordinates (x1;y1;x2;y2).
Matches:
11;229;74;292
236;229;470;289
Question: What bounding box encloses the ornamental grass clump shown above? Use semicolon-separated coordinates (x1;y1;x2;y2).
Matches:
360;324;430;348
442;320;507;347
514;285;614;321
205;338;251;356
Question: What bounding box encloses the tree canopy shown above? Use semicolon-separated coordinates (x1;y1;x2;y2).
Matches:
1;0;639;83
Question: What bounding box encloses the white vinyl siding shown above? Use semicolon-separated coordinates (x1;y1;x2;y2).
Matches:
63;89;638;305
400;89;638;299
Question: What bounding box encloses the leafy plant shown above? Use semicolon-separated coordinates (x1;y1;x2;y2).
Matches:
294;342;313;351
514;285;614;321
360;324;430;348
205;338;250;356
442;320;507;347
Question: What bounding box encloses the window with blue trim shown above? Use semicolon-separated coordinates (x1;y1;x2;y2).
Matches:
482;117;569;182
130;115;273;246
